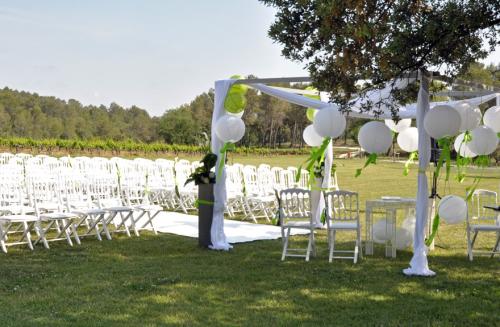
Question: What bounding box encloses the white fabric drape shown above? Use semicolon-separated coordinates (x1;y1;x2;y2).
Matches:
210;80;234;251
250;83;498;120
403;71;435;276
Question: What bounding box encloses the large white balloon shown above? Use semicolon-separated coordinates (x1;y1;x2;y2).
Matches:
215;115;245;143
358;121;393;154
313;106;346;138
395;227;412;250
401;215;416;231
397;127;418;152
467;125;499;156
453;102;482;132
424;105;461;139
373;218;395;241
303;124;323;147
385;119;411;133
483;106;500;133
438;195;467;224
453;133;477;158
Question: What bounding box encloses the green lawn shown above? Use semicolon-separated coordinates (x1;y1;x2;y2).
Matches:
0;158;499;326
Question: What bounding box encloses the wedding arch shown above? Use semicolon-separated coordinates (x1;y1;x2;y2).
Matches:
209;72;499;276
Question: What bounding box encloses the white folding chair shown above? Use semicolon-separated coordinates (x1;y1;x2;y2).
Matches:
0;178;38;253
467;189;499;261
279;188;315;261
30;177;79;249
324;190;362;263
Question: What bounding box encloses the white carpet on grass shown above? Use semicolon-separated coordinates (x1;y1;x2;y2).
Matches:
151;211;309;244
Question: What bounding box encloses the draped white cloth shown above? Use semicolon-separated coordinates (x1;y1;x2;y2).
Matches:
249;83;498;120
210;80;234;250
403;71;435;276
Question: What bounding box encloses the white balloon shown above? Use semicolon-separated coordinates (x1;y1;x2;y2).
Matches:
424;105;461;139
438;195;467;224
303;124;323;147
453;102;482;132
385;119;412;133
395;227;412;250
397;127;418;152
453;133;477;158
358;121;393;154
373;218;395;241
214;115;245;143
226;110;244;118
401;216;416;232
483;106;500;133
467;125;499;156
313;106;346;138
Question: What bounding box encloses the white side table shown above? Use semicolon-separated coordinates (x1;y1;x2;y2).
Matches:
365;197;416;258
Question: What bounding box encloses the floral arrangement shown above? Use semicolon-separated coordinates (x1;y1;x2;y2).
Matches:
185;153;217;185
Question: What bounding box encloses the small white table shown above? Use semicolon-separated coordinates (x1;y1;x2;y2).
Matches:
365;197;416;258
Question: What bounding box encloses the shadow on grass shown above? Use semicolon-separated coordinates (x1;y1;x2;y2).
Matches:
0;231;498;326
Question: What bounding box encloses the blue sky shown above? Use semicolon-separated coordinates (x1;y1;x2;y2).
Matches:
0;1;498;117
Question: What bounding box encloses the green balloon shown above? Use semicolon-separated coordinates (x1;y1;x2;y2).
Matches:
224;92;246;113
230;84;248;95
306;108;317;122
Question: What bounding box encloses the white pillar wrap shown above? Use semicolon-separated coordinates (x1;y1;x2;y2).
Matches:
403;71;435;276
210;80;235;250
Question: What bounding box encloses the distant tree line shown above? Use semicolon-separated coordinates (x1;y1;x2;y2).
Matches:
0;63;498;147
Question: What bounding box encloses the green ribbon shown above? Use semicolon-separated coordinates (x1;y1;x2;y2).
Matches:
355;153;377;178
296;137;331;185
465;155;489;202
436;137;452;182
194;199;214;208
403;151;418;176
455;131;472;183
320;210;326;225
425;213;440;246
217;142;236;176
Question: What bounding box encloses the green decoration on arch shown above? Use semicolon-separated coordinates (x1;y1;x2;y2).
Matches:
304;86;320;122
224;92;247;114
224;75;249;114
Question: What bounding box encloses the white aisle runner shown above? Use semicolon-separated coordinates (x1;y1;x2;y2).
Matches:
151;212;309;244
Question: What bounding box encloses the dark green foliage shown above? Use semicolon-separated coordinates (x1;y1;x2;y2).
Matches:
260;0;500;116
185;153;218;185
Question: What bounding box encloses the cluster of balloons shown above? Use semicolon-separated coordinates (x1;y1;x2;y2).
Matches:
424;103;499;157
215;76;248;144
303;106;347;146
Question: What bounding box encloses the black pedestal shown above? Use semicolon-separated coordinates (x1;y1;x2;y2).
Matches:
198;183;214;248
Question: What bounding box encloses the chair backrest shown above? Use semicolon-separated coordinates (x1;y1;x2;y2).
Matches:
29;177;65;214
324;190;359;222
226;165;244;196
279;188;311;221
469;189;498;223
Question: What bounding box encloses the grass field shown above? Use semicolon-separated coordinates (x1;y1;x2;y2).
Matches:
0;157;498;326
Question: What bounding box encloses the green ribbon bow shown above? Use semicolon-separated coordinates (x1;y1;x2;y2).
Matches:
296;137;331;186
403;151;418;176
217;142;236;176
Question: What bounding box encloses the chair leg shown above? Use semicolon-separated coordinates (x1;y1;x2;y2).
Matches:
281;228;290;261
466;227;472;261
22;222;34;251
0;224;8;253
72;222;81;245
305;231;313;262
329;229;336;263
36;222;50;249
491;232;500;259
